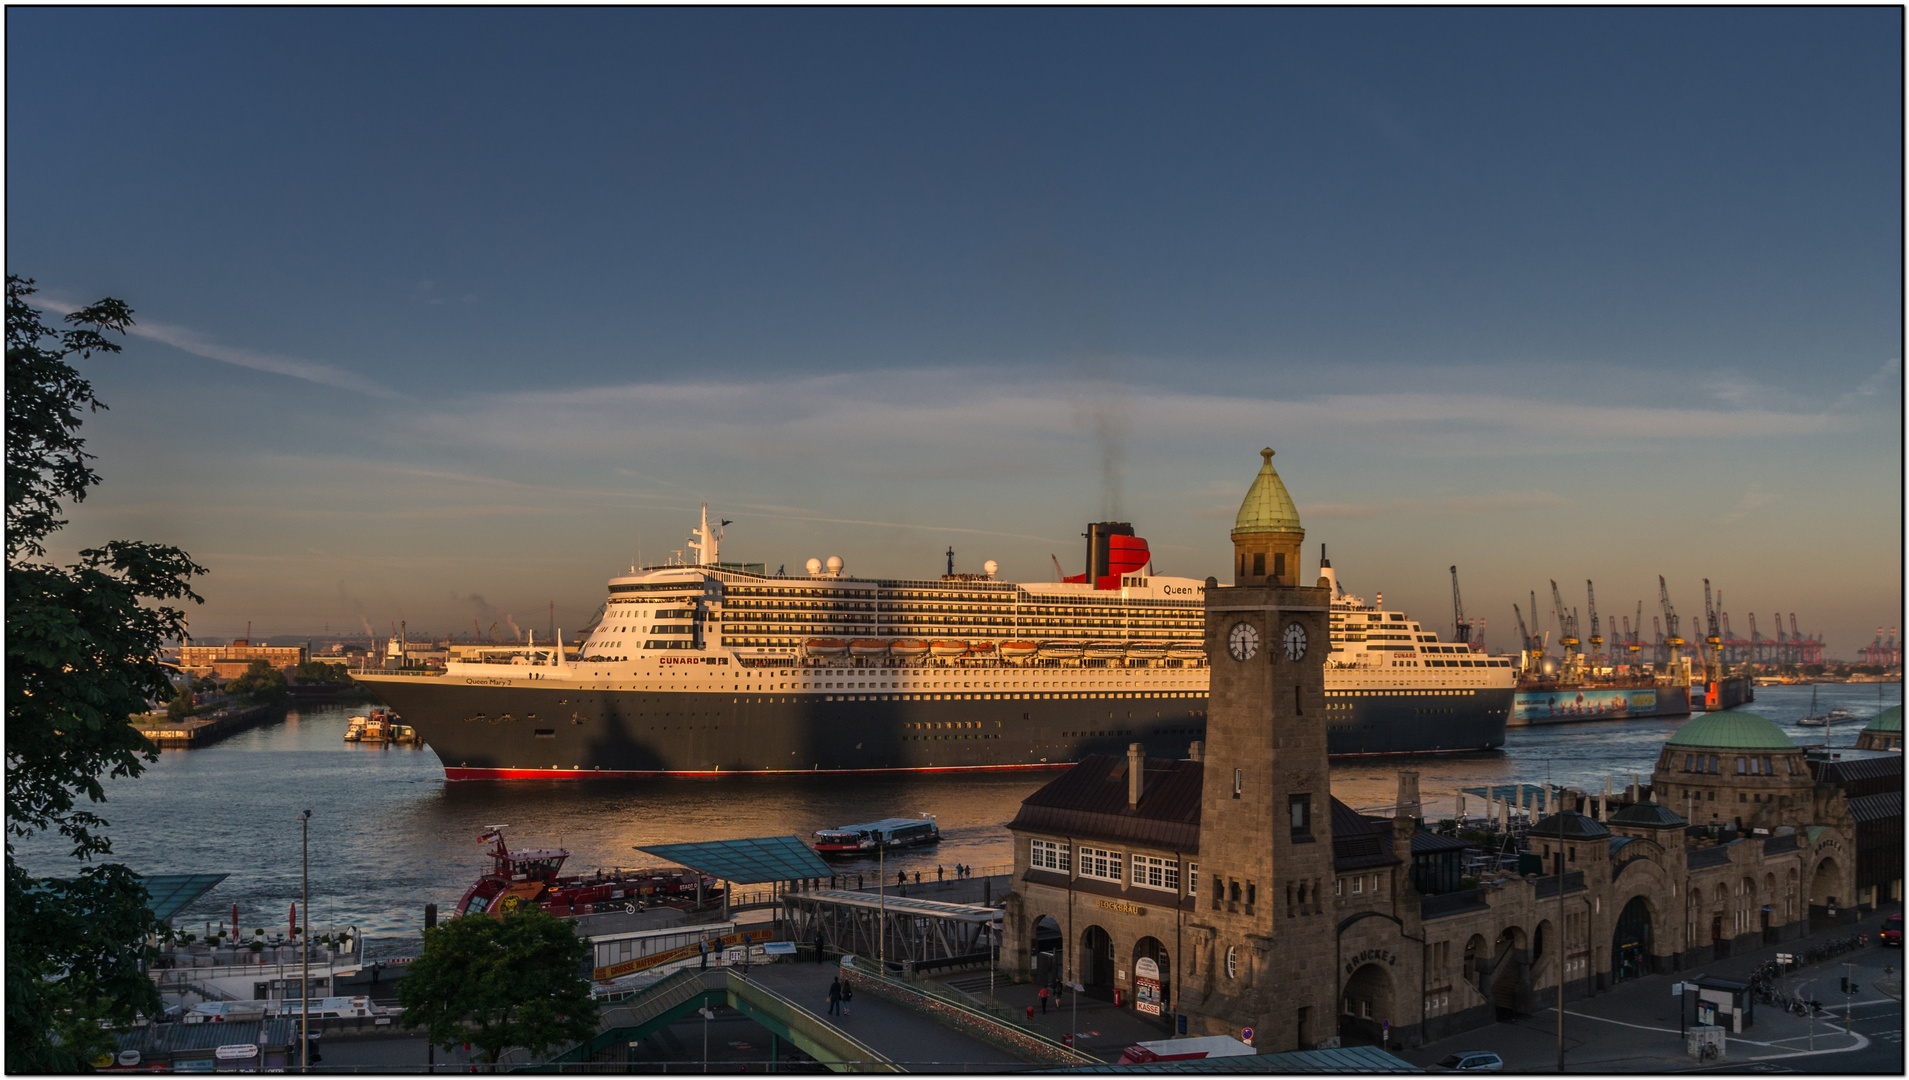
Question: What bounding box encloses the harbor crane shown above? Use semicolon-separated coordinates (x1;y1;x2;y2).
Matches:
1585;580;1603;662
1701;579;1724;683
1550;580;1580;655
1629;601;1645;661
1659;577;1685;667
1513;603;1538;661
1450;566;1473;644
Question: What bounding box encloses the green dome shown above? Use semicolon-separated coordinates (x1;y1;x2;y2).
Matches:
1866;705;1902;733
1666;710;1797;751
1232;448;1304;537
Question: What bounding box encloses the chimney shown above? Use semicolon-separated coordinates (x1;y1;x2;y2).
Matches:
1188;740;1204;762
1128;743;1145;808
1395;769;1421;822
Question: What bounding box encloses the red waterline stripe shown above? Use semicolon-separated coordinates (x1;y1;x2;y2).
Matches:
441;761;1081;781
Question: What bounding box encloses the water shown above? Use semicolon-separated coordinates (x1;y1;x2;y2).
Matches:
15;683;1896;956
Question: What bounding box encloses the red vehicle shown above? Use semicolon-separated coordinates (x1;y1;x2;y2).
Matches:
455;829;721;918
1881;913;1902;946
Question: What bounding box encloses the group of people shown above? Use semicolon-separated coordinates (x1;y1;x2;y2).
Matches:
893;864;979;891
826;975;854;1016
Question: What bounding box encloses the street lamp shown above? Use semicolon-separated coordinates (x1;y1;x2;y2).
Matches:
300;809;311;1072
699;1005;716;1072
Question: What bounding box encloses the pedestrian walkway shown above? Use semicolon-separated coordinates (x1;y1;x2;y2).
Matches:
1401;906;1904;1072
747;962;1027;1071
926;970;1174;1062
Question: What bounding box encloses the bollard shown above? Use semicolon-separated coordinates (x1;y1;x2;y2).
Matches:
1027;1005;1036;1020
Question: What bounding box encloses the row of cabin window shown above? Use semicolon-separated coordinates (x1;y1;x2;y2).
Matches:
1028;839;1194;894
1335;873;1383;896
1681;753;1794;776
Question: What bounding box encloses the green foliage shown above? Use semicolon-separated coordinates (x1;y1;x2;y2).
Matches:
165;684;196;721
293;659;353;685
224;659;288;703
397;907;597;1066
6;276;204;1069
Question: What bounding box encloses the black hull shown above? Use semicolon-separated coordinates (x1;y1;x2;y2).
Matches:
359;679;1509;778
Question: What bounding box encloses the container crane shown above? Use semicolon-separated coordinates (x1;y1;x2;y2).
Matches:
1630;601;1645;661
1659;577;1685;676
1513;603;1537;662
1774;613;1788;664
1550;580;1580;655
1450;566;1472;644
1700;579;1724;684
1585;579;1603;663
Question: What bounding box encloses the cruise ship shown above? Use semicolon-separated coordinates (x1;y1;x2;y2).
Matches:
358;458;1513;779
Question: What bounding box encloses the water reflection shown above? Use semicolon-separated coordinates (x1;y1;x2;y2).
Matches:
11;682;1894;954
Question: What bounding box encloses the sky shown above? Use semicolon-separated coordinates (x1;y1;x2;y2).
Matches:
8;8;1902;655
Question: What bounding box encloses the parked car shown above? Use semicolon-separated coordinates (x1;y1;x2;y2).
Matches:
1881;913;1902;946
1436;1051;1505;1071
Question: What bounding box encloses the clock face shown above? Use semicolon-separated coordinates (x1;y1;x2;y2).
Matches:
1283;622;1308;661
1228;622;1260;662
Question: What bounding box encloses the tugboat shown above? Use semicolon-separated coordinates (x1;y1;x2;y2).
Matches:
455;828;722;917
812;816;941;856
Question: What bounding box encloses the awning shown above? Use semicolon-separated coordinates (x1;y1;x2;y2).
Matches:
633;836;832;885
139;874;230;924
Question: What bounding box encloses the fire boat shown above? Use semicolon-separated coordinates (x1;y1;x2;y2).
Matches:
454;828;722;918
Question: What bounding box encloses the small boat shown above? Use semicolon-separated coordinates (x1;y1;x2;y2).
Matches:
849;639;891;658
1797;687;1847;727
999;641;1041;662
804;638;849;658
1167;641;1206;661
813;816;941;856
456;828;720;918
343;716;368;742
1125;641;1167;660
391;723;421;745
1039;640;1084;660
888;639;931;660
930;639;970;659
967;641;998;659
344;708;401;743
1083;640;1126;660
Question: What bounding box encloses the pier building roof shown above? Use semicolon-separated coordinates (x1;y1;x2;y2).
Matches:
633;836;831;885
139;873;230;924
1527;810;1610;840
1606;801;1687;831
1664;710;1797;751
1865;705;1901;733
1231;448;1304;537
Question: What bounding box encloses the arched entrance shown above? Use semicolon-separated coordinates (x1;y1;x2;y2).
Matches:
1131;937;1171;1017
1809;857;1842;924
1339;963;1395;1046
1489;926;1529;1019
1080;925;1115;997
1611;897;1652;983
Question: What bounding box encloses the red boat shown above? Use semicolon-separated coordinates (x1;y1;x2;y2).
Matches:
454;829;721;918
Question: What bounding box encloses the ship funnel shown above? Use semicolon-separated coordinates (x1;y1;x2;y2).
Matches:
1317;543;1337;595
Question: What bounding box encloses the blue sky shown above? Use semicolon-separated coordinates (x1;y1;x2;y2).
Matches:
8;8;1901;654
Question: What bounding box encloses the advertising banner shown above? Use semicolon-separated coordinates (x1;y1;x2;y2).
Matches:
1134;956;1162;1016
1513;688;1659;724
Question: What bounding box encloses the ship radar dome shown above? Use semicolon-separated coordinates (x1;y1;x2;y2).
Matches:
805;558;822;575
984;560;999;577
826;555;844;574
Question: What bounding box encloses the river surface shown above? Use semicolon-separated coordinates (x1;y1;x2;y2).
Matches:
15;682;1897;956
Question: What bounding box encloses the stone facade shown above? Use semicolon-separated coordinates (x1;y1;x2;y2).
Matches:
996;448;1894;1053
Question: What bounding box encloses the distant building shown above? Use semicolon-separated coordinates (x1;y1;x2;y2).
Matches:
1856;706;1902;753
177;639;307;681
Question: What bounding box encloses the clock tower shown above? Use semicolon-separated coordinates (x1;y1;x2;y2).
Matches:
1190;446;1336;1050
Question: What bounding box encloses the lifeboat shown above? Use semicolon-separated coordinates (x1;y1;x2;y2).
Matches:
930;639;970;659
888;639;931;660
1167;641;1206;661
967;641;998;659
849;639;891;658
1125;641;1167;661
1039;640;1084;660
1083;641;1126;660
999;641;1041;663
804;638;849;658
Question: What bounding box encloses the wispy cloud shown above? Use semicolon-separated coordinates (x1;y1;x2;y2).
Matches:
1718;483;1780;524
36;296;400;399
1300;491;1571;519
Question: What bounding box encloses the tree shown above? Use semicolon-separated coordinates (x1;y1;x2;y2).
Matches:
223;658;289;703
293;659;353;685
165;683;196;721
397;907;598;1067
6;276;207;1070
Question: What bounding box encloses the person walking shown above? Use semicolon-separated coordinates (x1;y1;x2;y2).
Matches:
840;979;853;1017
914;870;921;885
937;865;944;883
1039;983;1050;1014
827;977;842;1016
814;931;826;965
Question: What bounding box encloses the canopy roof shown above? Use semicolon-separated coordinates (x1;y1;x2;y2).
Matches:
633;836;831;884
140;874;230;924
1866;705;1902;733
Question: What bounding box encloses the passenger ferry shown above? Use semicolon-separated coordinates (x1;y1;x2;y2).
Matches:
813;816;942;855
356;503;1512;780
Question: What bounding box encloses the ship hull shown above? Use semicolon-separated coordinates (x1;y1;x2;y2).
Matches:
357;677;1507;777
1510;679;1693;727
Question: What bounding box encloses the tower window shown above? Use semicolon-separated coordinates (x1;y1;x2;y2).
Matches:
1234;768;1243;799
1252;553;1265;578
1290;794;1312;837
1273;553;1285;579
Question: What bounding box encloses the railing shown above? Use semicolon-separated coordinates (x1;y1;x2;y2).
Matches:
840;958;1095;1066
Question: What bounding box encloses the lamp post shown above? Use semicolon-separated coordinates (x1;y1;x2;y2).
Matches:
878;841;886;971
700;1005;716;1073
300;809;311;1072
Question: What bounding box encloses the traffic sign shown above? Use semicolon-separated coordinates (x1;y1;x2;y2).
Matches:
1241;1027;1254;1044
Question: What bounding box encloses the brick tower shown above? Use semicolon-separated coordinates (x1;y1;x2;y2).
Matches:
1191;446;1336;1051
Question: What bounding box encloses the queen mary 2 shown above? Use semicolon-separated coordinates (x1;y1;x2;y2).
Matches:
356;451;1512;779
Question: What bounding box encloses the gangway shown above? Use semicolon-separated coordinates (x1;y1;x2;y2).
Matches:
782;889;999;973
